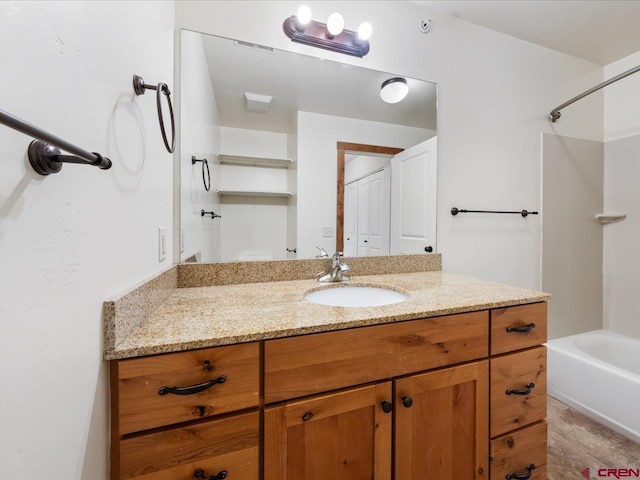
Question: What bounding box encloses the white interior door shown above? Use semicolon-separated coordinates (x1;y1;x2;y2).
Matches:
343;181;358;257
357;178;370;256
365;168;390;256
390;137;438;255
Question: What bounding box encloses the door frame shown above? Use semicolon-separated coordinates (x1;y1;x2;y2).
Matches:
336;142;403;253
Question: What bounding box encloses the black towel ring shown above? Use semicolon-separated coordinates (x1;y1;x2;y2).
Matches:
133;74;175;153
192;156;211;191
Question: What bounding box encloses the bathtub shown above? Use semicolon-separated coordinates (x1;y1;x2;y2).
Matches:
547;329;640;443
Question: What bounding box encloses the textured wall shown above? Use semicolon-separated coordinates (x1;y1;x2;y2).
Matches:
0;2;174;478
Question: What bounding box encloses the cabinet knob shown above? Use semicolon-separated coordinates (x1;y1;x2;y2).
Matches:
401;395;413;408
506;464;535;480
425;246;433;253
381;401;393;414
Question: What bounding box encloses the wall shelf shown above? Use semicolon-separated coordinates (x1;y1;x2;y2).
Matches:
217;153;292;168
216;189;293;198
595;213;627;224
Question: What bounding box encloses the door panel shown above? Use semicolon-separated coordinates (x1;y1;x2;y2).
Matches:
357;178;369;256
264;383;392;480
343;181;358;257
390;136;437;254
366;169;390;256
394;360;488;480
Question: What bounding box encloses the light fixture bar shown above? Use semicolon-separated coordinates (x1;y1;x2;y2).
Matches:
283;16;370;57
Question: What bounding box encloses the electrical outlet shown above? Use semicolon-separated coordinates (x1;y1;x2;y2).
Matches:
323;227;334;238
180;227;185;253
158;227;167;262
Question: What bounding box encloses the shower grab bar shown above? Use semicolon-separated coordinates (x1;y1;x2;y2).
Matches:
550;64;640;123
451;207;538;217
0;107;112;175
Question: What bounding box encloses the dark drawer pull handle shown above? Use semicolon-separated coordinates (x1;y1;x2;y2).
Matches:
506;323;536;333
506;464;535;480
381;401;393;414
194;469;228;480
158;375;226;396
506;383;535;396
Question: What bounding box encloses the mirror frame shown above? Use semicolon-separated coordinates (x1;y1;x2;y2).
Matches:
335;142;405;253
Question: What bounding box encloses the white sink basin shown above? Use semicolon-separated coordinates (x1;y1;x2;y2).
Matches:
305;285;407;307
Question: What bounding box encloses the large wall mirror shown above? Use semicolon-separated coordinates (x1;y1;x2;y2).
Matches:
179;29;437;263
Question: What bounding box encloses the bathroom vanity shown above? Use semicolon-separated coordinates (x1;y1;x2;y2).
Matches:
105;257;549;480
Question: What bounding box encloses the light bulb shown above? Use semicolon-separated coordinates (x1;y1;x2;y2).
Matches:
357;22;372;41
296;5;312;25
327;12;344;36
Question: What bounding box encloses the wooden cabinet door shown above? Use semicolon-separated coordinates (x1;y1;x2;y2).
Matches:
395;360;489;480
264;383;392;480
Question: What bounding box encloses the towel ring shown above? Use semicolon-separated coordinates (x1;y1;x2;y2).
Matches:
133;74;175;153
192;156;211;191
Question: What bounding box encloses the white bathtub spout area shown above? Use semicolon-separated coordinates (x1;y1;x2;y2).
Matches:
547;329;640;443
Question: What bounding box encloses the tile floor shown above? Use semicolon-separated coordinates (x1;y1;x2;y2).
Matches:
547;395;640;479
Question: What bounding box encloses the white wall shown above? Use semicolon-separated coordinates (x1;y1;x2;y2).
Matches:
219;127;291;261
604;51;640;142
297;111;432;257
0;2;174;479
542;134;604;339
180;29;221;262
176;0;603;289
602;52;640;339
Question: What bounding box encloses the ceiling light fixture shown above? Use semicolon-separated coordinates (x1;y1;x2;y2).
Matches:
380;77;409;104
283;7;370;57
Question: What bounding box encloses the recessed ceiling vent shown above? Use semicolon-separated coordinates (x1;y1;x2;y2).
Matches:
244;92;273;112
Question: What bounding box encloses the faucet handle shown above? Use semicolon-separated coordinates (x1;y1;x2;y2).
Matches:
315;246;329;258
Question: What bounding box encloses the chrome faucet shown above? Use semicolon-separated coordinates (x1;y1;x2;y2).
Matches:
317;252;350;283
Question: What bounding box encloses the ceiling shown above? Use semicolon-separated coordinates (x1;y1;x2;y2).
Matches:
199;33;437;134
413;1;640;66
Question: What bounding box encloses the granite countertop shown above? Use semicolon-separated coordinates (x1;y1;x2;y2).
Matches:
105;270;550;360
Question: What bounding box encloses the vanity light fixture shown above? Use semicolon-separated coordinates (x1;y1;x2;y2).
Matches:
283;6;371;57
380;77;409;104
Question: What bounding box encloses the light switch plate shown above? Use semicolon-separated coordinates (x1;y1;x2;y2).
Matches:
158;227;167;262
323;227;334;238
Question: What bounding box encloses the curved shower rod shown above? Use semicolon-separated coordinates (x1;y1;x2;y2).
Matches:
550;64;640;123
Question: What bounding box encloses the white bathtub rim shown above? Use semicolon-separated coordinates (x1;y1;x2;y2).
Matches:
547;391;640;444
546;329;640;381
548;329;640;444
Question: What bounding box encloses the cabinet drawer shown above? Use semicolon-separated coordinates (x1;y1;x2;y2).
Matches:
490;421;547;480
114;343;259;435
264;311;488;403
490;347;546;438
118;411;259;480
491;303;547;355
